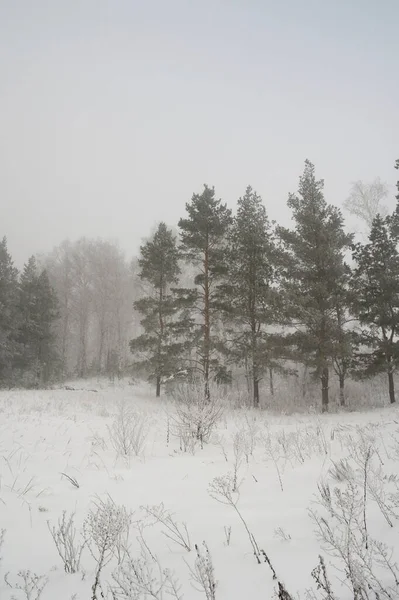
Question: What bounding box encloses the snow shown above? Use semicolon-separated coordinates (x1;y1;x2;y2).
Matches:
1;381;399;599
